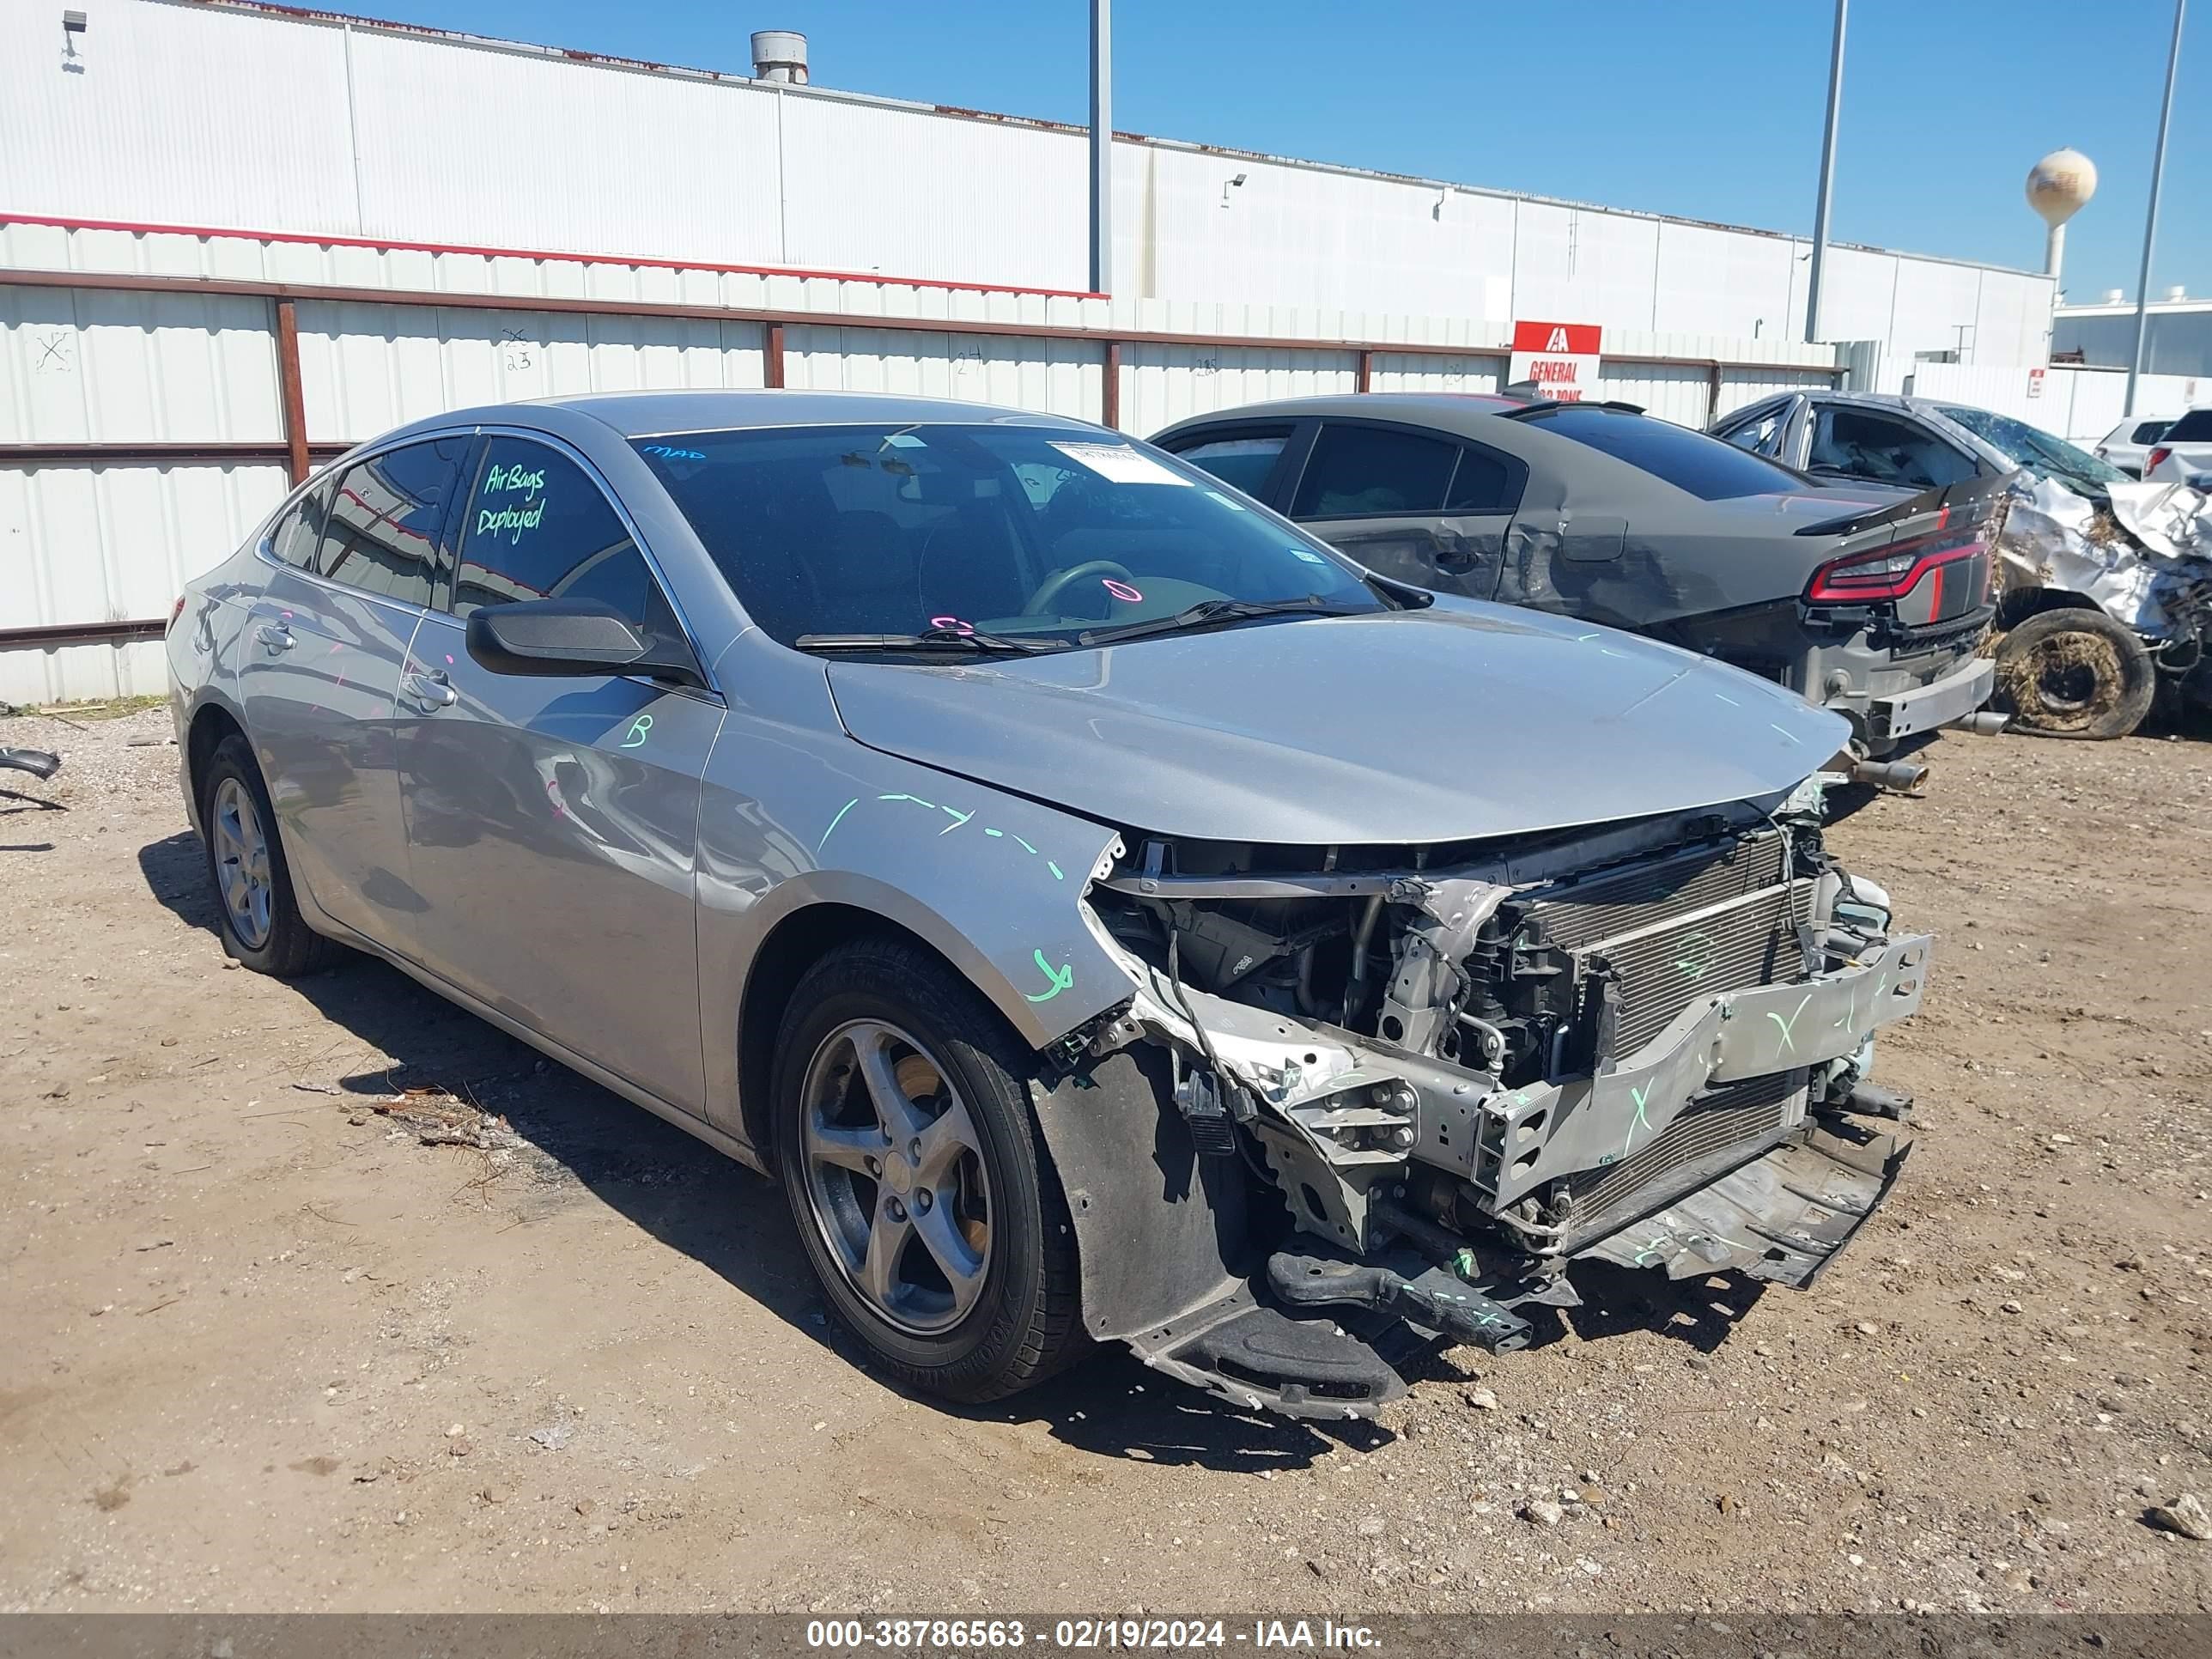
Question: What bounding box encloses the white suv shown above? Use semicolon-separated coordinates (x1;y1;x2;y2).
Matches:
2094;416;2172;478
2144;408;2212;486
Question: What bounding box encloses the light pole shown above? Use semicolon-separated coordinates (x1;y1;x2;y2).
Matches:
1089;0;1111;296
2125;0;2185;416
1803;0;1848;344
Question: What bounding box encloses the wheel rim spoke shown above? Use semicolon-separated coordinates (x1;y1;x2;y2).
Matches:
910;1201;987;1316
805;1114;881;1175
861;1203;913;1307
851;1024;929;1142
913;1096;981;1188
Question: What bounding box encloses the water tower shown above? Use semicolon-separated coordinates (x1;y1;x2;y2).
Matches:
2027;149;2098;291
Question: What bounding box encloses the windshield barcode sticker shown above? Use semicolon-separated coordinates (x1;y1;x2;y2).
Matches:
1051;442;1192;487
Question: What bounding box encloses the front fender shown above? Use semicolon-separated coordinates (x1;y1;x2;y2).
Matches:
696;702;1133;1140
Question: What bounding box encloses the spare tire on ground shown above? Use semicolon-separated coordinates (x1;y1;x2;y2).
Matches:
1993;606;2157;740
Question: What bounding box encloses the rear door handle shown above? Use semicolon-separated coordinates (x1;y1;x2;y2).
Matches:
254;623;295;653
398;669;458;712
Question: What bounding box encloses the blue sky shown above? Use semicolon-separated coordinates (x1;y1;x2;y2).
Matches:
360;0;2200;301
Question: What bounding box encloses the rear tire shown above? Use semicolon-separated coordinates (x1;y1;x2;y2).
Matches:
1994;608;2156;740
198;733;337;976
772;937;1082;1405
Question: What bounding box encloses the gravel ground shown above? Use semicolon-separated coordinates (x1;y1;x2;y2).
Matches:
0;706;2208;1615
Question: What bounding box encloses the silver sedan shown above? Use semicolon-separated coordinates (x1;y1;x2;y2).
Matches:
168;391;1929;1419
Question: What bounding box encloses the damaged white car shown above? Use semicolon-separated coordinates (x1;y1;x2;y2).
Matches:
1715;390;2212;740
170;391;1929;1421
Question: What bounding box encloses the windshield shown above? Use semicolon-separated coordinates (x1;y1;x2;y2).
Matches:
1935;405;2127;491
632;423;1381;652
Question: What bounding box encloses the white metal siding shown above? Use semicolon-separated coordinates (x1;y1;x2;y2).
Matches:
1711;365;1827;422
1511;204;1662;335
1905;362;2201;443
0;0;361;235
782;98;1086;293
345;29;785;267
1366;353;1504;396
2;284;283;443
1652;222;1800;340
1119;344;1357;436
295;301;767;439
1;1;2050;348
0;459;285;702
1593;362;1712;427
782;325;1098;423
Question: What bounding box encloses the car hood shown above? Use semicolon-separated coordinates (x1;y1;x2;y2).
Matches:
824;605;1848;845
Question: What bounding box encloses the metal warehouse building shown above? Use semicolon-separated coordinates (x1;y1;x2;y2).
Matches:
2;0;2063;701
2056;296;2212;382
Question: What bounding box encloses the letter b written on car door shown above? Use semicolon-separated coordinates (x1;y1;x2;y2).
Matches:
392;434;724;1115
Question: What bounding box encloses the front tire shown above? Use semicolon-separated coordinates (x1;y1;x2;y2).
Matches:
1994;607;2157;740
198;733;336;976
772;937;1081;1404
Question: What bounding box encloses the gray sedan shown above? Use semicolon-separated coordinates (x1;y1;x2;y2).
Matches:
167;391;1929;1418
1154;394;2008;781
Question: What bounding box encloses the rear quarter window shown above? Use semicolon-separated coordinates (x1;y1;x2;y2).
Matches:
1521;405;1808;500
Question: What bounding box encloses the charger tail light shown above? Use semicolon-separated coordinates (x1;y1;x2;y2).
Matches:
1806;526;1986;605
2147;446;2173;472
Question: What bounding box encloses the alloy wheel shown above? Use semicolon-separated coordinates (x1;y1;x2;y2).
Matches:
210;776;274;950
798;1018;993;1335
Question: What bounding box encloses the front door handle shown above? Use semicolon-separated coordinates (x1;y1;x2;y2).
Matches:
254;623;295;653
398;669;458;712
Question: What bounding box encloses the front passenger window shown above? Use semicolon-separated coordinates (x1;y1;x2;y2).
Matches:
1171;432;1290;497
1808;409;1974;490
454;437;680;644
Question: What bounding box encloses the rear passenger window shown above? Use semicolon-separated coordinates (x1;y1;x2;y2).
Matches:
269;482;330;570
453;438;676;641
1292;425;1460;517
1170;431;1290;498
1444;445;1517;512
317;440;468;607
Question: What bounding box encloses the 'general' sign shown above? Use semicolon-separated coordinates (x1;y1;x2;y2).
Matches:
1508;321;1601;402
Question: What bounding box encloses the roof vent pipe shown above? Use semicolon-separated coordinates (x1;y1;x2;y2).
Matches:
2166;284;2187;302
750;30;808;83
2103;288;2125;304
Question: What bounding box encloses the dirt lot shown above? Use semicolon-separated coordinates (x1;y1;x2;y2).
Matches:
1;705;2209;1616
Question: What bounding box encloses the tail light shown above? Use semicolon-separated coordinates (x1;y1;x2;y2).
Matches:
167;594;186;632
2148;446;2172;472
1806;529;1984;604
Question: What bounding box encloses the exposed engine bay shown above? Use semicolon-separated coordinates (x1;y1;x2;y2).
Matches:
1050;780;1926;1420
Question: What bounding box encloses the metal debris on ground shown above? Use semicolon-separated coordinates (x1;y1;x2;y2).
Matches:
371;1085;521;1153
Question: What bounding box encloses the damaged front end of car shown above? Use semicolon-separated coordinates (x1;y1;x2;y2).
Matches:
1036;778;1924;1421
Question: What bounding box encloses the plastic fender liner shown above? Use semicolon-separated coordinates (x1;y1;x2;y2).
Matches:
1029;1044;1253;1345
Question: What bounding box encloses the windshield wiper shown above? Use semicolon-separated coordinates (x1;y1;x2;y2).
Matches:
1077;596;1366;647
793;626;1058;656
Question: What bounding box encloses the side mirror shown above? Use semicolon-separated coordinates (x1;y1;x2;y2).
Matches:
465;598;704;686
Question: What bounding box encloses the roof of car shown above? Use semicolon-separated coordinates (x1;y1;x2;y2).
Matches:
402;389;1110;442
1152;391;1583;440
